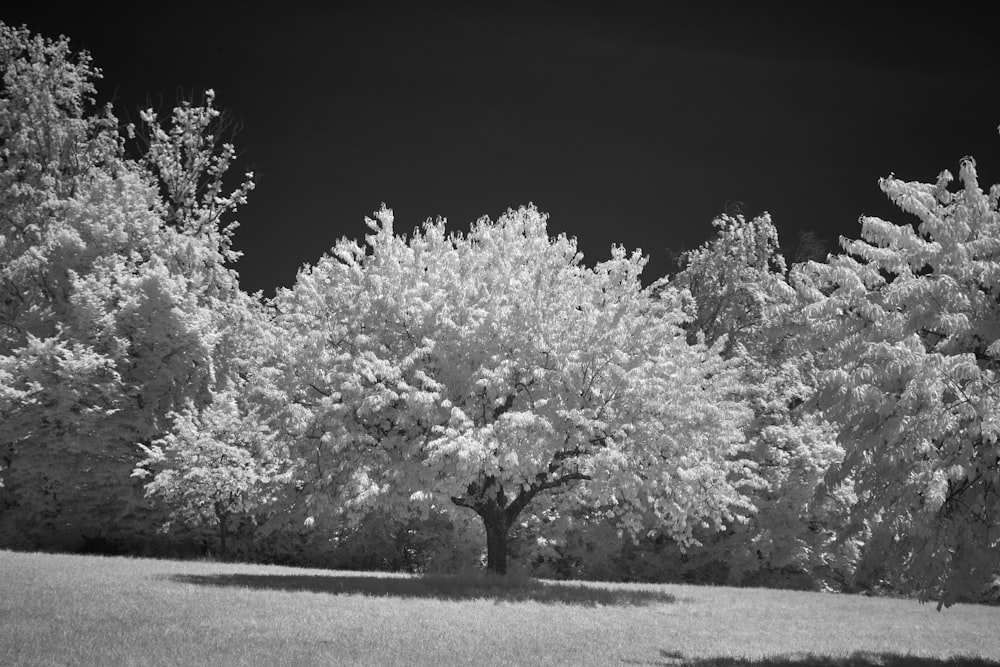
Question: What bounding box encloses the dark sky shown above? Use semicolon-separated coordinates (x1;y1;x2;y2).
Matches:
5;3;1000;295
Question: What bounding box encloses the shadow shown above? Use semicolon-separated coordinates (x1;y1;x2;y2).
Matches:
168;572;677;607
624;650;1000;666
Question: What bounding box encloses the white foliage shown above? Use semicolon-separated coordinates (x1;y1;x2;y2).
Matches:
275;205;753;556
795;149;1000;605
0;23;259;544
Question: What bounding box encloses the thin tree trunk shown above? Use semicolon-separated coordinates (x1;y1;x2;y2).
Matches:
214;501;229;559
218;518;228;559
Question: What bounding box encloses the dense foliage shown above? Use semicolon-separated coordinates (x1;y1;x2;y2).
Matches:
1;22;996;605
272;205;753;573
795;159;1000;606
0;23;253;550
671;213;855;588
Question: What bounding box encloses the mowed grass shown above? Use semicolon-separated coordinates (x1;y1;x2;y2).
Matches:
1;550;998;666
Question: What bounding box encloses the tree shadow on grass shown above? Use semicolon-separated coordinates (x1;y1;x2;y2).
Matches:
629;650;1000;666
169;572;677;607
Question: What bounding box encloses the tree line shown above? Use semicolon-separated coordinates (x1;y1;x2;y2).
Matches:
1;23;996;608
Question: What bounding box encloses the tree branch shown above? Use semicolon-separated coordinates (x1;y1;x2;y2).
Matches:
450;495;476;510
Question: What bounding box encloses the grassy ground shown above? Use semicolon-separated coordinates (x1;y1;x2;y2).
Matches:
1;550;998;666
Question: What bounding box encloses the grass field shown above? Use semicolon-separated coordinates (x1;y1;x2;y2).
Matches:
1;550;998;666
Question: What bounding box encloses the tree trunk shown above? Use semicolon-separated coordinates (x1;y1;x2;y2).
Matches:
483;511;509;575
214;502;229;559
453;478;540;576
218;518;228;559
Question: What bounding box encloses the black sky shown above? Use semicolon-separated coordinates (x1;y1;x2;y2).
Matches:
5;3;1000;295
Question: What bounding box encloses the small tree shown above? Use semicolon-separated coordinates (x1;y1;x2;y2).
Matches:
134;388;285;557
274;205;753;574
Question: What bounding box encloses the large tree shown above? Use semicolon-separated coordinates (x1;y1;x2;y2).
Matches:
795;152;1000;606
274;205;753;574
0;23;253;548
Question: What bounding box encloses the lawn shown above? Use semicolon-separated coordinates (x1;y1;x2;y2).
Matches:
0;550;997;666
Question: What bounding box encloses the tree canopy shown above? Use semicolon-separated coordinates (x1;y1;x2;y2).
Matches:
796;156;1000;606
0;23;253;549
273;205;754;573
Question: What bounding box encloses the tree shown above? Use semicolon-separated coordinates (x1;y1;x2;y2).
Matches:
675;212;790;354
133;387;285;557
795;152;1000;606
0;23;254;548
673;213;854;588
273;205;754;574
131;286;296;558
